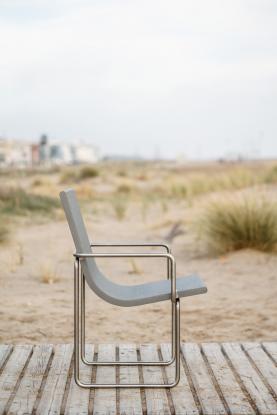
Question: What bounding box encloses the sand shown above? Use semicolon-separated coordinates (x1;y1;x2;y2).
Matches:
1;198;276;345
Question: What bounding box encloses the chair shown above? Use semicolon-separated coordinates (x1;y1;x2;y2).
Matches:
60;188;207;388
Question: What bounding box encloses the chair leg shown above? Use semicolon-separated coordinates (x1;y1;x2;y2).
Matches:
74;259;180;388
80;273;176;366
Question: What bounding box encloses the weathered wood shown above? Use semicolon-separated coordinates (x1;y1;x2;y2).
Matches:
119;344;142;415
223;343;277;415
140;343;170;415
263;342;277;365
93;344;116;415
0;342;277;415
36;344;73;415
243;343;277;396
161;343;199;415
64;345;94;415
0;344;32;414
7;344;53;415
0;345;12;371
202;343;254;415
181;343;226;415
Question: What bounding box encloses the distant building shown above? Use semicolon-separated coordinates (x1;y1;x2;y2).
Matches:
73;144;98;164
49;144;74;165
0;136;99;168
39;134;50;165
0;138;32;167
44;142;98;165
31;144;40;165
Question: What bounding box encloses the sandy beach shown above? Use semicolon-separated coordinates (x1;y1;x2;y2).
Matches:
1;165;276;344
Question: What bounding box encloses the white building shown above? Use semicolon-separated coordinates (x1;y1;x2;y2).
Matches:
49;144;74;165
0;137;99;167
48;143;99;165
0;139;32;167
73;144;98;164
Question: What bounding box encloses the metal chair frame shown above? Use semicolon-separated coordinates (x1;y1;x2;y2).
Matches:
73;243;181;388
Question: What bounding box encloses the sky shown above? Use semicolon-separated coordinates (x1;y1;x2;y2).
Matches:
0;0;276;159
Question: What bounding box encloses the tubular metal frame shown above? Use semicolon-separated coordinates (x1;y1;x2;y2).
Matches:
90;243;171;280
80;243;173;366
73;249;181;388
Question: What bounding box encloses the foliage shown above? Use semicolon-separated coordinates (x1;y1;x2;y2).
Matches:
79;166;99;180
0;221;9;244
0;188;59;216
112;195;129;220
198;197;277;254
60;165;99;183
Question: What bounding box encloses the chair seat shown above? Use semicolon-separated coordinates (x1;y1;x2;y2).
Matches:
87;274;207;307
60;189;207;308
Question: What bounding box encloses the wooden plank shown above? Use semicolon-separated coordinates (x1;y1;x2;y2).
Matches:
263;342;277;364
243;342;277;396
161;343;199;415
223;343;277;415
119;344;142;415
140;343;170;415
181;343;226;415
7;344;53;415
93;344;116;415
64;345;94;415
0;345;12;371
36;344;73;415
202;343;254;415
0;344;32;414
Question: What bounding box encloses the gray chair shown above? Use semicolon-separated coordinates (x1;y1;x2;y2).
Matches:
60;188;207;388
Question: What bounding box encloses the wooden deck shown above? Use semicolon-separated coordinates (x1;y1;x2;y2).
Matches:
0;343;277;414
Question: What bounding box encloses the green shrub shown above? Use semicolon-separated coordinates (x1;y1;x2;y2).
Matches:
112;195;128;220
170;183;188;198
60;166;99;183
263;165;277;184
198;197;277;254
0;221;9;244
116;184;132;194
59;168;79;184
0;188;59;216
79;166;99;180
117;170;127;177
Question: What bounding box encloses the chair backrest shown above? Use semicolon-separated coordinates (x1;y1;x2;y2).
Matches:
60;188;92;256
60;188;179;307
60;188;118;303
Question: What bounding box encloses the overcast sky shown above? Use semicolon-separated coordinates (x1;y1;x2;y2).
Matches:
0;0;276;159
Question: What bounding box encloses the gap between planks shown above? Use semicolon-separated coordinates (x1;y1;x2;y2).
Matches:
0;343;277;415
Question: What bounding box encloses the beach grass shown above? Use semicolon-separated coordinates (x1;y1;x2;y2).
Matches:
0;221;9;244
0;187;59;216
112;194;129;220
198;197;277;254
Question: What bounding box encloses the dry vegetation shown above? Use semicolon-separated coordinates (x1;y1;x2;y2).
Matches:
0;221;9;243
198;197;277;254
1;159;277;343
39;263;61;284
1;160;277;252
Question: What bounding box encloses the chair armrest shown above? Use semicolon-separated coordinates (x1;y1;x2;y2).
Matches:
89;242;171;279
74;251;177;303
90;242;170;252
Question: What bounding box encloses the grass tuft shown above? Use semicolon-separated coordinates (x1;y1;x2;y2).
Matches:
0;221;9;244
79;166;99;180
263;165;277;184
112;195;128;220
0;188;59;216
39;264;60;284
128;259;143;275
198;197;277;254
116;183;132;194
60;165;99;183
